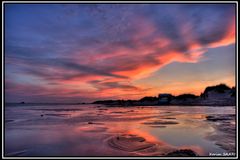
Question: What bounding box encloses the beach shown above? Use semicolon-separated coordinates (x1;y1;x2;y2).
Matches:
5;104;236;157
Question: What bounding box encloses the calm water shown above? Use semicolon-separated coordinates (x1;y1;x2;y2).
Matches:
4;104;236;156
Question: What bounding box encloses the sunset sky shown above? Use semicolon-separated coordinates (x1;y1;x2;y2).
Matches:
5;4;236;103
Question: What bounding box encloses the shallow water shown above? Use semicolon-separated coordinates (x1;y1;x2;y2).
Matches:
4;104;236;156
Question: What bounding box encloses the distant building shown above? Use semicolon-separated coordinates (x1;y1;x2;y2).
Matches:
158;94;172;105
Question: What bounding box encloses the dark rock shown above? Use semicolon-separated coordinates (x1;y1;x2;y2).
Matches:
206;114;235;122
166;149;197;156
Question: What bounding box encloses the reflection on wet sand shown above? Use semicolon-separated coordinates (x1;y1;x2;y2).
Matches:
205;114;236;153
5;105;236;156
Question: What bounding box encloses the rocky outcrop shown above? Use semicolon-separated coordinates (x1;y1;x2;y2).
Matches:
165;149;197;156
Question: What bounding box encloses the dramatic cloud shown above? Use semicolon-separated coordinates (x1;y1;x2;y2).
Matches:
5;4;236;102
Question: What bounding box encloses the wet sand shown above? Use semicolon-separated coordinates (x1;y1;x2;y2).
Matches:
5;104;236;156
205;114;236;153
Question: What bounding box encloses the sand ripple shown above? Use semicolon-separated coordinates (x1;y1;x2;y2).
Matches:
107;134;155;152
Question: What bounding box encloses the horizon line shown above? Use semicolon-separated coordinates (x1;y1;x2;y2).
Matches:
5;83;236;104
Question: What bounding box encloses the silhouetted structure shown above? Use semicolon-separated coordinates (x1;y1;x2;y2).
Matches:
92;83;235;106
175;94;198;100
203;83;231;94
158;94;173;105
